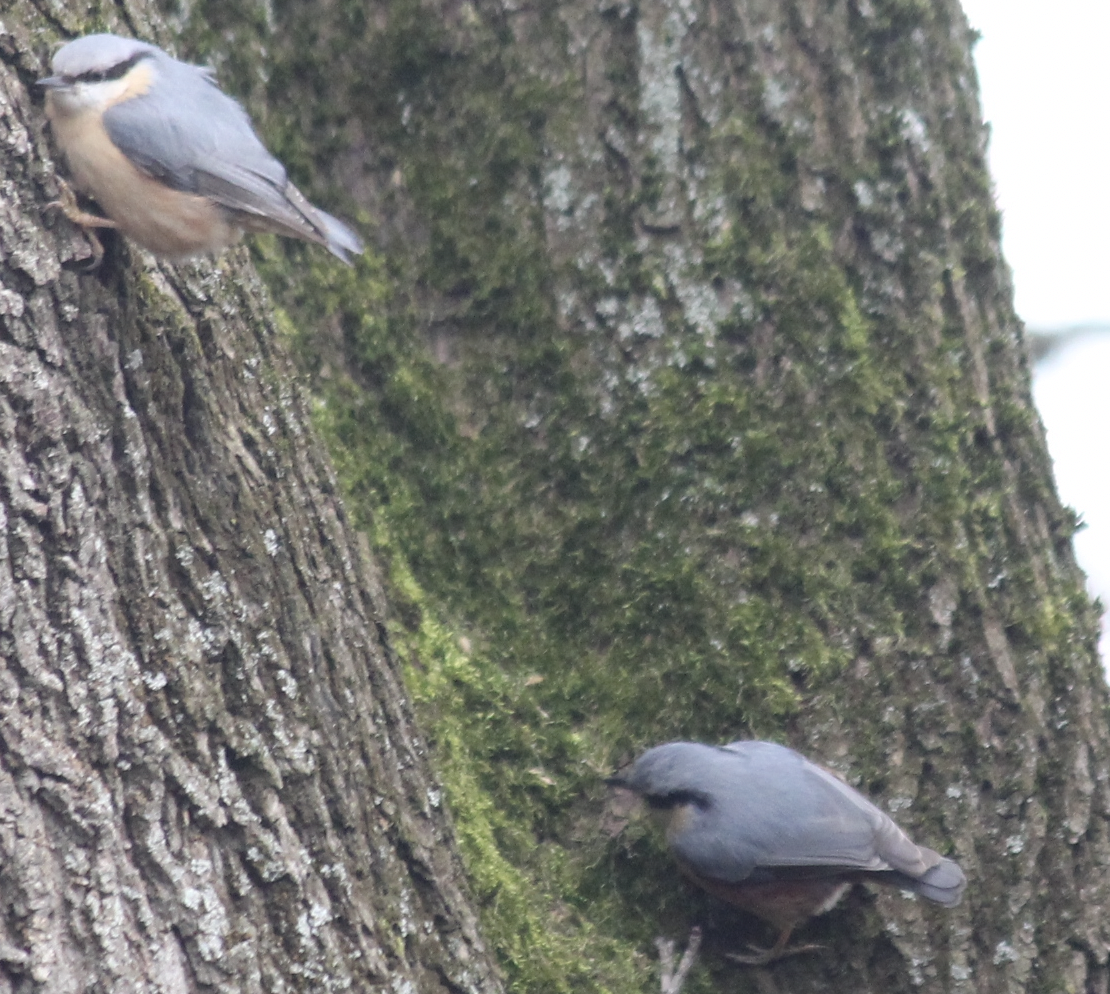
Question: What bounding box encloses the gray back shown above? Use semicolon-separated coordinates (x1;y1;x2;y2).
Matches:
628;741;934;883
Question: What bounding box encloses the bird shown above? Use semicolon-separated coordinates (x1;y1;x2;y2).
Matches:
37;33;363;264
609;740;966;964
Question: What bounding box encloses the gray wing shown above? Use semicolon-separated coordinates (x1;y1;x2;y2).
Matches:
104;55;361;261
670;742;936;882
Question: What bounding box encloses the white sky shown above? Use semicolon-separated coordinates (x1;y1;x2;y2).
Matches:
959;0;1110;658
1033;333;1110;597
959;0;1110;329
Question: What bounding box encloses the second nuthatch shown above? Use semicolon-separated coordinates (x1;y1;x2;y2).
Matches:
38;33;363;263
610;740;966;964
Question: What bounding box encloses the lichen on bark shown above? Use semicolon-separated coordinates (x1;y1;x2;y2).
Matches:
241;0;1110;990
0;10;501;992
10;0;1106;990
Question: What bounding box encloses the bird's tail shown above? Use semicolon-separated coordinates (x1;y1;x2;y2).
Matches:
312;207;364;265
272;180;364;264
912;857;967;907
878;855;966;907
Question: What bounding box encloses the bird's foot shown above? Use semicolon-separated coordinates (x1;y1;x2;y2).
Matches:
46;178;116;268
655;927;702;994
46;178;116;228
724;941;824;966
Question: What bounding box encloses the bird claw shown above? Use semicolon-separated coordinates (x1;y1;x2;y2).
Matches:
655;927;702;994
724;941;824;966
45;178;116;269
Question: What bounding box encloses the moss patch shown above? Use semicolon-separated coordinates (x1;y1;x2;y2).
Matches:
188;0;1103;988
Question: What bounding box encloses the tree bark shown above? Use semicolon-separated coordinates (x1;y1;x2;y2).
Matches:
0;14;500;994
223;0;1110;991
5;0;1110;991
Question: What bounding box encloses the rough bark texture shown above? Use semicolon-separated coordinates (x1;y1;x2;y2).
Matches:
184;0;1110;992
4;0;1110;991
0;11;501;994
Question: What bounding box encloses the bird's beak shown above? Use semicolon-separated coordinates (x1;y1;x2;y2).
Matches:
604;774;630;788
36;75;67;89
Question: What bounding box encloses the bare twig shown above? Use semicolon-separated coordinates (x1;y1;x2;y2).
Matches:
655;927;702;994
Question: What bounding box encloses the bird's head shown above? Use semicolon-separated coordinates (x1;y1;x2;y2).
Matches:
38;34;159;117
608;742;716;840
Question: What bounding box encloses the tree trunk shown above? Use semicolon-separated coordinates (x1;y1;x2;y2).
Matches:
0;14;501;994
218;0;1109;991
6;0;1110;990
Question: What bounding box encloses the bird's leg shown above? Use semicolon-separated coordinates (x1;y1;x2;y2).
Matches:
724;925;824;966
655;927;702;994
47;177;116;228
46;178;116;268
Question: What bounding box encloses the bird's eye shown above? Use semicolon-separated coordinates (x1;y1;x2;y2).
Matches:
76;54;148;84
674;790;710;809
647;790;708;810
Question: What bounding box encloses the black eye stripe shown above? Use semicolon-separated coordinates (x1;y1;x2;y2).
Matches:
646;789;710;810
74;51;148;84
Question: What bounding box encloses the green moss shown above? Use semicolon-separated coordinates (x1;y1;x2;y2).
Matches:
380;534;614;992
182;0;1104;986
258;149;936;988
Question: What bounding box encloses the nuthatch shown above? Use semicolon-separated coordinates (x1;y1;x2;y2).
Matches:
38;33;363;263
610;740;966;964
